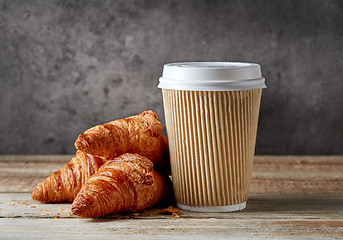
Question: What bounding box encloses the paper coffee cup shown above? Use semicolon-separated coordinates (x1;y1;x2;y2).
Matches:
158;62;266;212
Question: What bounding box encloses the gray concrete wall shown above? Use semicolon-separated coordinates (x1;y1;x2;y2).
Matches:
1;0;342;155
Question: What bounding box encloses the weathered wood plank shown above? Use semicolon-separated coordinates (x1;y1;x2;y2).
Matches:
1;217;342;239
1;156;342;194
0;155;72;193
0;155;74;162
1;193;342;219
0;156;343;239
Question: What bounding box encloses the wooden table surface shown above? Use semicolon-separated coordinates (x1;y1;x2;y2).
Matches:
0;155;342;239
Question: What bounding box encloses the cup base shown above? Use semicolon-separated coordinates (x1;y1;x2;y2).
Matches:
177;202;246;213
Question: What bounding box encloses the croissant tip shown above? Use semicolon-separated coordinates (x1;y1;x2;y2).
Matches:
75;135;88;151
141;110;158;119
32;186;45;203
71;206;81;216
31;189;38;200
71;204;93;218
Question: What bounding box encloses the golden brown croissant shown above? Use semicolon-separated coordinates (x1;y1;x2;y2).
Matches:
32;151;107;203
74;110;170;173
71;153;171;218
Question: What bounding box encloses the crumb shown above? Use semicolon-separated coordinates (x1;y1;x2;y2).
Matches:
69;212;74;216
30;206;36;208
55;215;60;219
0;208;2;210
158;206;182;217
116;216;124;220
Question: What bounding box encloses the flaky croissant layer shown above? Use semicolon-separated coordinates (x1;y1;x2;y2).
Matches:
71;153;171;218
32;151;107;203
74;110;170;173
32;110;171;206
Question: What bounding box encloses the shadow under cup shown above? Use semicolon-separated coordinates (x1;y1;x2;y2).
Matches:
158;62;266;212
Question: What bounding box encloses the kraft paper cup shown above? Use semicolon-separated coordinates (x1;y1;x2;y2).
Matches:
158;62;266;212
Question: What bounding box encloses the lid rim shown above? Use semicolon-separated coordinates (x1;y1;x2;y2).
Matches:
158;61;266;91
159;77;265;83
164;61;260;68
157;85;267;91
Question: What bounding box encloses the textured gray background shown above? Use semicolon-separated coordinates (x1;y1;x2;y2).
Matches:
1;0;342;155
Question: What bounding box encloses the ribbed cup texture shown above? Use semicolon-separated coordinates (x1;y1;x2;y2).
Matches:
162;89;262;207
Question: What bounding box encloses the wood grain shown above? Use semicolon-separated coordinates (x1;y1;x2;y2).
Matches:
1;155;342;194
0;155;342;239
1;193;342;239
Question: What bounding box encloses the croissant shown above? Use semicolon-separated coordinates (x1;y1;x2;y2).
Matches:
32;151;107;203
71;153;171;218
74;110;170;173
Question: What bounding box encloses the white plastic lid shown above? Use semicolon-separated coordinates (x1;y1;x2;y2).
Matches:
158;62;267;91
